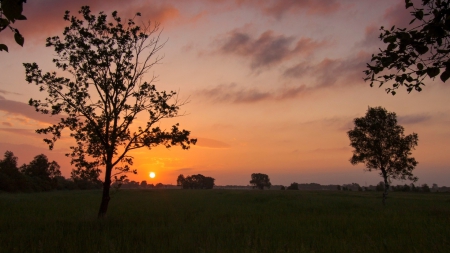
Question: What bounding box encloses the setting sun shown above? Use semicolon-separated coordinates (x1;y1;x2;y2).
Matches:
149;172;156;178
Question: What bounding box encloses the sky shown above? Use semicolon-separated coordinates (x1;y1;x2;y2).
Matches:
0;0;449;186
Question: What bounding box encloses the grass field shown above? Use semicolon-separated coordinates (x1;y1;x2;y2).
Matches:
0;189;449;253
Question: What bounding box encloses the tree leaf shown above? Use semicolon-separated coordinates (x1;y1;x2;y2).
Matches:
415;45;428;55
0;18;9;28
14;32;24;47
440;70;450;82
415;10;424;20
417;63;424;70
426;67;440;78
0;44;9;52
16;15;27;20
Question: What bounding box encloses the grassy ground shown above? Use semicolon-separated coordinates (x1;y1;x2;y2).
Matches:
0;189;449;253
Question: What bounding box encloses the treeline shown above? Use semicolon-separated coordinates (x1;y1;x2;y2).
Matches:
0;151;102;192
177;174;215;189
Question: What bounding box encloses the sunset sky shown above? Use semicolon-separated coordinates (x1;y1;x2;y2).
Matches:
0;0;449;186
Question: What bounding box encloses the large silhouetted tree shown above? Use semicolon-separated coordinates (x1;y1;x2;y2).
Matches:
0;0;27;52
23;6;196;217
364;0;450;95
250;173;271;189
347;107;418;205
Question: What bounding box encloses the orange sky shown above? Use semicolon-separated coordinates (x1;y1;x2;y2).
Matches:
0;0;449;186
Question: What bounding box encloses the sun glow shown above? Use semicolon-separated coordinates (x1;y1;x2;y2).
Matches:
149;172;156;178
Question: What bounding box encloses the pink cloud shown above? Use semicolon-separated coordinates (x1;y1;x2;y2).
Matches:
217;28;327;69
0;95;59;124
13;0;181;46
284;51;370;88
197;83;310;104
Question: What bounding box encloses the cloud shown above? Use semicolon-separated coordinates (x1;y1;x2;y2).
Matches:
0;96;59;124
398;114;432;125
260;0;341;18
231;0;341;19
0;89;21;96
195;137;231;149
0;128;42;138
13;0;181;46
217;28;326;70
284;51;369;88
1;122;12;127
356;24;383;49
197;83;310;104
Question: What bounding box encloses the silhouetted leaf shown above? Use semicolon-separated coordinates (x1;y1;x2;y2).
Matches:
14;32;24;46
440;70;450;82
16;15;27;20
426;67;440;78
417;63;424;70
0;44;8;52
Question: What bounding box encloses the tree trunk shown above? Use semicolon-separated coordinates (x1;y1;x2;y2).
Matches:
98;163;112;218
381;169;389;206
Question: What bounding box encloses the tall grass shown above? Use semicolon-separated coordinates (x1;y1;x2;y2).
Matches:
0;190;449;252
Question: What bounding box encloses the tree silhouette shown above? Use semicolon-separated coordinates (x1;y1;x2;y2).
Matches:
178;174;215;189
364;0;450;95
0;0;27;52
0;151;23;191
23;6;196;217
249;173;271;190
287;182;299;190
347;107;418;205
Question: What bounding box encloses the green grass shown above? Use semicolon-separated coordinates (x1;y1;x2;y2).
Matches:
0;190;449;253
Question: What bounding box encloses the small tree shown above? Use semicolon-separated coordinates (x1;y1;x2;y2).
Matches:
347;107;419;205
364;0;450;95
287;182;299;190
23;6;196;217
21;154;61;180
0;151;25;191
249;173;271;190
176;174;185;187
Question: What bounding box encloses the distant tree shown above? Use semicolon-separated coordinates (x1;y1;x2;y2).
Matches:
364;0;450;95
71;163;102;189
421;183;431;192
337;185;341;191
348;107;419;205
402;184;411;192
432;183;439;192
280;186;285;190
411;183;419;192
0;0;27;52
155;183;164;188
179;174;215;189
249;173;271;190
140;180;147;188
21;154;61;190
23;6;196;218
177;174;185;187
287;182;299;190
0;151;26;191
21;154;61;180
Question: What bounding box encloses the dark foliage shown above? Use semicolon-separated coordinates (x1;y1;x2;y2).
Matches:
177;174;215;189
0;0;26;52
287;182;299;190
365;0;450;95
249;173;271;190
348;107;419;204
23;6;196;217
